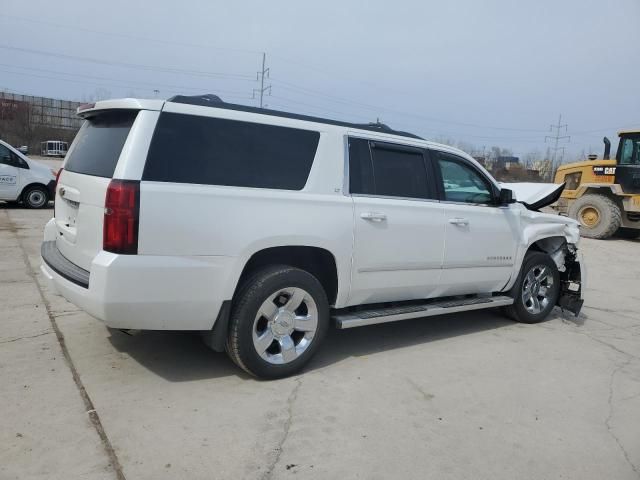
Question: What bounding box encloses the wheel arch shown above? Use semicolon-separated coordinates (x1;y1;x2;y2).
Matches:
204;245;341;353
504;232;575;293
234;246;340;306
526;236;568;270
19;182;51;202
577;185;624;207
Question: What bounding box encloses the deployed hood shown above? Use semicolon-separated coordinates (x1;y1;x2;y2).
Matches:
500;182;566;211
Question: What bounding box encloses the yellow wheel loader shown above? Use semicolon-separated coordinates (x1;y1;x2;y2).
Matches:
553;130;640;239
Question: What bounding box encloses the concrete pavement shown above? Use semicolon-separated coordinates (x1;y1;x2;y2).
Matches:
1;205;639;479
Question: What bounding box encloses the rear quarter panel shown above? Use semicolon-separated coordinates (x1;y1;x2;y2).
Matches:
137;129;354;305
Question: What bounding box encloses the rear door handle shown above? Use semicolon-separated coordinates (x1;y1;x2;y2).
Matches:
448;217;469;226
360;212;387;222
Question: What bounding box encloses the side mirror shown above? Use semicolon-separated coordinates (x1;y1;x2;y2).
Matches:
499;188;515;205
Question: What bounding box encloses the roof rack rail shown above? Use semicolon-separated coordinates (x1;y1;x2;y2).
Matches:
166;94;423;140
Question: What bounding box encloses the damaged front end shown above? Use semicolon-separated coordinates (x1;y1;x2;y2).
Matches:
518;205;585;316
557;245;585;316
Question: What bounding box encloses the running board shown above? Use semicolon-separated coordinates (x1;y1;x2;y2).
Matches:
333;295;514;329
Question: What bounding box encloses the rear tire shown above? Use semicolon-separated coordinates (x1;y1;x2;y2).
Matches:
616;227;640;239
22;185;49;209
503;252;560;324
226;265;329;379
568;194;621;239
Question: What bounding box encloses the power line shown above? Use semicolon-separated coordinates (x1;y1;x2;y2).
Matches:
0;44;255;81
270;78;549;133
0;13;262;56
0;63;252;96
0;68;253;101
268;96;553;143
253;53;271;108
545;114;570;171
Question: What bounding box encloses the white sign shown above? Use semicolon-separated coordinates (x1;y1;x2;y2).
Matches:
0;175;17;185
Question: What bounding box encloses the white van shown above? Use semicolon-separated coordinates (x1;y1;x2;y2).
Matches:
0;140;57;208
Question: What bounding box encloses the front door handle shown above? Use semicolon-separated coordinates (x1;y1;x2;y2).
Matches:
448;217;469;226
360;212;387;222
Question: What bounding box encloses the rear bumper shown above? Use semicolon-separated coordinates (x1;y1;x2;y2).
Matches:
40;241;235;330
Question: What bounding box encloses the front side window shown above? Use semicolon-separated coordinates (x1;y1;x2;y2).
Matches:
143;113;320;190
564;171;582;190
0;146;28;169
437;152;494;204
0;145;12;166
619;136;640;165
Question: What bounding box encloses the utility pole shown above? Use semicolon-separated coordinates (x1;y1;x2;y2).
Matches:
545;114;570;179
253;52;271;108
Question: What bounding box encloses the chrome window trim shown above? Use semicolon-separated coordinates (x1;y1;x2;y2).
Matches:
351;193;442;205
342;134;350;197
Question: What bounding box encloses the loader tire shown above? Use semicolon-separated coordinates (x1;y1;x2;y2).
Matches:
568;194;621;239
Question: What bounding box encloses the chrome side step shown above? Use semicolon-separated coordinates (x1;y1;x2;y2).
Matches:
332;295;514;329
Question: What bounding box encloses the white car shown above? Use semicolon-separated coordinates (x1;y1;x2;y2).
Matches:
0;140;57;208
40;95;585;378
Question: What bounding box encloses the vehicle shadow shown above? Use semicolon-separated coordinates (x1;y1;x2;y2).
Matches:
0;201;53;209
107;329;247;381
107;309;515;382
309;310;513;372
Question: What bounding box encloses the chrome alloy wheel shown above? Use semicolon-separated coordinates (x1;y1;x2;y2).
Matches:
521;264;554;314
252;287;318;365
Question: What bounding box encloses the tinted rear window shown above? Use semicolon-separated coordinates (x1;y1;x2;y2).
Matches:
371;146;431;199
64;111;137;178
142;113;320;190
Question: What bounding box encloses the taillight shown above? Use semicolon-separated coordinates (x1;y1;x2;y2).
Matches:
103;180;140;254
55;168;63;189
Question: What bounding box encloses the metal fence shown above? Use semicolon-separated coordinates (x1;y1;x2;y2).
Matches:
0;92;83;130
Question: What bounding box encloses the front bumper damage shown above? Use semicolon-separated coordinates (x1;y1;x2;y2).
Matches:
557;248;585;316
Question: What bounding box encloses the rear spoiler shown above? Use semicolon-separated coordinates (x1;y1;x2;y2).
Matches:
76;98;164;117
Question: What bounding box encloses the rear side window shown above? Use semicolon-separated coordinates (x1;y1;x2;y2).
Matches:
348;138;374;194
143;113;320;190
65;111;137;178
370;145;432;199
348;138;434;199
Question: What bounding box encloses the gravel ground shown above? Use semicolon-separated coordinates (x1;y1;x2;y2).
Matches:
1;204;639;480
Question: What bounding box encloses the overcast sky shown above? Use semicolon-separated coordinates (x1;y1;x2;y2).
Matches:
1;0;639;158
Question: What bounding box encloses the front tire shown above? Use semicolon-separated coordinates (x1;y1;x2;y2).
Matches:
568;194;621;239
22;185;49;209
504;252;560;324
226;265;329;379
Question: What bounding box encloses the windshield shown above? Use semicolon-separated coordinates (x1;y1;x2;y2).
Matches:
618;135;640;165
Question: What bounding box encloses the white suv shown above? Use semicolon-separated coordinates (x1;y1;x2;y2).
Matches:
41;95;584;378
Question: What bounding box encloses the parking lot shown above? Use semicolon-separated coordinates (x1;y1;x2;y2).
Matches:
1;204;639;480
